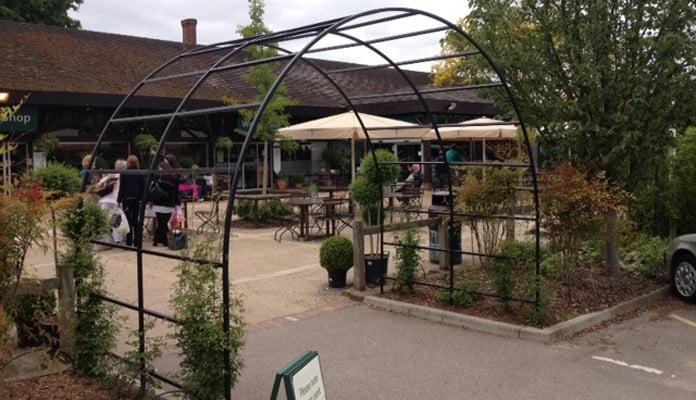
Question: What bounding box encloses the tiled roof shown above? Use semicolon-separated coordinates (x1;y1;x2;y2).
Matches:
1;20;491;113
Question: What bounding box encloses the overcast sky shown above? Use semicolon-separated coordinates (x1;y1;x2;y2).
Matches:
69;1;471;71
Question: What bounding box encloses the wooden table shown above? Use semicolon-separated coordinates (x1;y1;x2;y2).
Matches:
383;187;423;223
290;197;321;239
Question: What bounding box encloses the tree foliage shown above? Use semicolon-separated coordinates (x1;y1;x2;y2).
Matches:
666;126;696;234
539;164;627;295
0;0;83;28
454;166;522;265
234;0;296;149
435;0;695;194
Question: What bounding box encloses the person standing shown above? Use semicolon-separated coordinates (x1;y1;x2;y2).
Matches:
79;154;95;193
445;144;463;165
434;150;447;188
149;161;179;247
94;159;124;248
117;155;145;246
445;144;464;179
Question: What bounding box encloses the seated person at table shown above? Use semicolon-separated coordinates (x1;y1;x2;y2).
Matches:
394;164;423;192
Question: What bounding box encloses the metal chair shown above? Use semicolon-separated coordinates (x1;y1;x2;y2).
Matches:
274;213;300;242
194;192;221;234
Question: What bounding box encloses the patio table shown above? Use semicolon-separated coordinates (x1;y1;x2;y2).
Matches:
289;197;349;240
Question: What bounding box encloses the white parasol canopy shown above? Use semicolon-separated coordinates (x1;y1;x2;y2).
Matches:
427;117;518;141
278;112;429;181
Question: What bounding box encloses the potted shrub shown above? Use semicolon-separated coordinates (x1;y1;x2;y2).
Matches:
319;236;354;288
32;135;60;167
349;149;400;283
292;174;305;189
276;175;289;191
134;133;158;164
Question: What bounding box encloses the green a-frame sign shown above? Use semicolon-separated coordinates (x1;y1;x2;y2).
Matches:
270;350;326;400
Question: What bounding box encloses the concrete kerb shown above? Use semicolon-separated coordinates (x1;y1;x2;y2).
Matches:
354;286;671;344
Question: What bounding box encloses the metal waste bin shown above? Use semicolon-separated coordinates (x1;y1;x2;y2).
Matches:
429;191;462;264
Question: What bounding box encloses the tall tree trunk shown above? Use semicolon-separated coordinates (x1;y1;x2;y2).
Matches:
605;211;619;277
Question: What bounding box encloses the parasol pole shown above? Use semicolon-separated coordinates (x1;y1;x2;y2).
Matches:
351;134;356;182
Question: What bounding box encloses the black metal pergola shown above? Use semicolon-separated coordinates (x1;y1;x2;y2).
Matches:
85;8;540;398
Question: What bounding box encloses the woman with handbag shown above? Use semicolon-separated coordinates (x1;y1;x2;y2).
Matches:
148;161;179;247
117;155;145;246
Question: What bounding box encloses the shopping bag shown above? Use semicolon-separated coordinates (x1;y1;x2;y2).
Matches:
169;205;184;230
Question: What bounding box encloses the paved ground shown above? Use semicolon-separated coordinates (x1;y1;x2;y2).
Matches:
11;201;696;398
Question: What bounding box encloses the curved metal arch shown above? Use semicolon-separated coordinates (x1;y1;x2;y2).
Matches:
84;7;540;398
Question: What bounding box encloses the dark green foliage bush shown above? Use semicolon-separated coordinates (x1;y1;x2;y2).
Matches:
235;199;254;220
33;135;60;157
349;149;401;216
10;290;56;326
394;223;422;292
60;200;118;376
666;127;696;235
179;155;194;169
171;240;245;398
236;199;292;221
35;162;81;198
490;240;535;308
436;271;482;307
60;200;108;246
521;277;553;327
620;233;668;279
319;236;354;272
134;134;157;160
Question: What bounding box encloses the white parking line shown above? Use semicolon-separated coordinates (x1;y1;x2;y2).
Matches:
669;313;696;329
592;356;663;375
231;265;317;284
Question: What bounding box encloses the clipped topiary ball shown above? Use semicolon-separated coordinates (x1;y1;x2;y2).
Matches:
319;236;354;272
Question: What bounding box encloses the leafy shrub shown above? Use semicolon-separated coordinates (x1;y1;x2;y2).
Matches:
490;240;535;308
236;199;292;221
666;127;696;235
60;201;118;376
394;223;423;292
0;181;47;303
33;135;60;157
455;166;522;267
171;239;245;398
620;233;668;279
260;199;292;220
134;134;157;160
34;162;81;198
521;277;553;327
319;236;353;272
235;199;255;220
540;165;627;298
179;155;194;169
436;271;482;307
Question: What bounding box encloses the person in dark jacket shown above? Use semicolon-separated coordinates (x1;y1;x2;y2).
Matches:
149;161;179;247
434;150;447;188
117;155;145;246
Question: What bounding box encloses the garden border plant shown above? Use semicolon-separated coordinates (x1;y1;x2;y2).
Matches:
59;199;119;377
170;236;246;399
